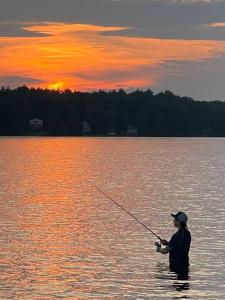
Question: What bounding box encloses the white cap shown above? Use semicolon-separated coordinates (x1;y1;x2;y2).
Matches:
171;211;188;223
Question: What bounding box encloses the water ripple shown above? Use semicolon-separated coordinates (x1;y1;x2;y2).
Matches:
0;137;224;299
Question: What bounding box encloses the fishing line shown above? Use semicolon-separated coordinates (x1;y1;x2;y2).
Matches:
92;183;162;242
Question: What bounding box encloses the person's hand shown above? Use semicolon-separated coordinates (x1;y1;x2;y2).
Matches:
161;239;168;245
155;242;161;252
156;245;161;252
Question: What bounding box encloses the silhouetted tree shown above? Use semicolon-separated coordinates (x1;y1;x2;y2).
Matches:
1;86;225;136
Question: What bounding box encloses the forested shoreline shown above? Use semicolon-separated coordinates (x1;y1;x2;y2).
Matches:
0;86;225;137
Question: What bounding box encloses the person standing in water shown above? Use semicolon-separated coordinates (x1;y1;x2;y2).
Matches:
155;212;191;278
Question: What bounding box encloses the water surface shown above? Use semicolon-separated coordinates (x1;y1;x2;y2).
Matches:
0;137;224;299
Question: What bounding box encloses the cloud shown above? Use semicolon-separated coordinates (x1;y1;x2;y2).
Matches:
0;75;45;87
72;68;155;90
152;55;225;100
209;22;225;27
100;24;225;41
0;22;49;37
1;21;225;95
1;0;225;99
74;70;133;81
1;0;225;40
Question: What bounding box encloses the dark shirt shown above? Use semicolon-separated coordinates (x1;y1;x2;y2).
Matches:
168;228;191;269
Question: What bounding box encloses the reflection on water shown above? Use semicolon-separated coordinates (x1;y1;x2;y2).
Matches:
0;137;225;299
155;263;190;299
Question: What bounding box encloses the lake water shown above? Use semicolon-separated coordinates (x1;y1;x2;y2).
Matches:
0;137;225;299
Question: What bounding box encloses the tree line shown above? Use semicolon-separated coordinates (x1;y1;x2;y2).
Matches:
0;85;225;136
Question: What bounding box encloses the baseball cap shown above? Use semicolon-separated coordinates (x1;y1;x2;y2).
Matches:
171;211;188;223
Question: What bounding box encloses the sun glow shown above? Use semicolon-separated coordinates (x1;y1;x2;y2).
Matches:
1;22;225;91
48;81;65;90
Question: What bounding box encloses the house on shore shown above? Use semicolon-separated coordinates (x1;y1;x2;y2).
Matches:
29;118;44;131
106;127;116;136
81;121;91;135
127;125;138;136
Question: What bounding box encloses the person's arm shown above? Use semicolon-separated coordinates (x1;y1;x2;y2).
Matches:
157;232;179;254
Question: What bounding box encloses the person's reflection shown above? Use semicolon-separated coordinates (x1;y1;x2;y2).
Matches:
155;262;190;295
170;266;190;293
171;264;189;280
173;280;189;292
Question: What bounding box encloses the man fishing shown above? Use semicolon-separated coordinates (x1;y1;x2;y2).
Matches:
92;185;191;278
155;212;191;279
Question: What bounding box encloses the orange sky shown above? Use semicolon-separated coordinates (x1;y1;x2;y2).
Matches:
1;22;225;91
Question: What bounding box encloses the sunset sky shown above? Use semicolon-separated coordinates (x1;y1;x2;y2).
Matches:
1;0;225;100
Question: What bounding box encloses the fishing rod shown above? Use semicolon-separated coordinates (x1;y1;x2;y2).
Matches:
92;184;163;242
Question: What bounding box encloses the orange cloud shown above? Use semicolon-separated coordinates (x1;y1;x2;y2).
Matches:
1;22;225;90
209;22;225;27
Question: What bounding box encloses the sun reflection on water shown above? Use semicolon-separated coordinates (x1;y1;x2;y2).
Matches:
0;137;225;299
